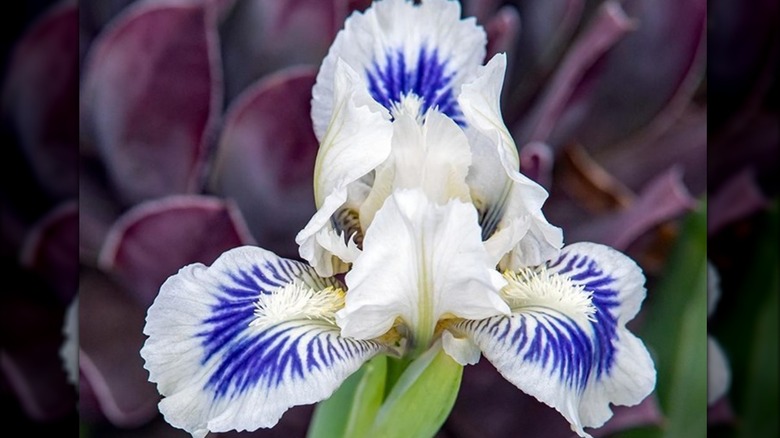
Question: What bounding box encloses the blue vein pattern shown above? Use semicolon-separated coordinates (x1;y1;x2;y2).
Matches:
196;258;378;400
455;249;621;390
366;46;464;125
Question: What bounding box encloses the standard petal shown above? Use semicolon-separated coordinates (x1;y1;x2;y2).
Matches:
459;53;518;167
390;110;472;203
459;54;563;267
296;60;392;276
339;189;509;355
311;0;486;137
450;242;655;437
359;109;473;226
141;246;383;437
468;130;562;268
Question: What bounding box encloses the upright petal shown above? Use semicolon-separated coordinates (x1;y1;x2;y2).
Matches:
459;53;517;167
312;0;486;137
359;109;473;227
339;189;509;356
460;54;563;267
449;243;655;437
296;60;392;277
141;246;383;437
467;128;562;268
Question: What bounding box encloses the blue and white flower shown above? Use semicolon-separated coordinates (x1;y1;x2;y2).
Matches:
142;188;655;437
141;1;655;437
297;0;562;278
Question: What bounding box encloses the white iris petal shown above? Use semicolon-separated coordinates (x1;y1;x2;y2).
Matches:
296;59;393;277
461;54;564;268
449;243;656;438
338;189;509;356
311;0;486;138
141;247;383;437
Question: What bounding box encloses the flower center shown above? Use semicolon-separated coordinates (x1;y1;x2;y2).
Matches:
501;267;596;324
250;282;345;329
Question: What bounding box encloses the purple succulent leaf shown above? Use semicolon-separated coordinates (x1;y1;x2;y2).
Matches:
446;334;662;438
0;201;28;259
1;0;78;199
80;0;222;205
80;0;138;41
212;406;315;437
0;290;75;422
519;141;554;189
79;269;160;427
19;201;78;304
78;370;108;424
209;68;319;258
587;395;663;437
0;349;75;422
548;0;706;152
501;0;585;123
97;195;255;308
444;360;573;437
707;397;736;426
517;1;635;145
569;166;696;250
710;110;780;191
346;0;373;14
218;0;347;104
79;157;124;263
708;168;770;235
485;5;520;61
595;107;706;195
462;0;501;24
708;0;780;129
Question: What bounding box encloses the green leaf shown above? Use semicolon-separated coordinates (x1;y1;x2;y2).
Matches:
307;355;387;438
367;344;463;438
712;202;779;438
619;203;708;438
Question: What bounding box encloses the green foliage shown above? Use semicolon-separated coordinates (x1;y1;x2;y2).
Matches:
308;345;463;438
617;203;708;438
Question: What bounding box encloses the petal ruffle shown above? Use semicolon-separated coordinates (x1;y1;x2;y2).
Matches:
450;242;655;437
141;246;383;437
338;189;508;354
311;0;486;137
460;54;563;267
466;131;562;268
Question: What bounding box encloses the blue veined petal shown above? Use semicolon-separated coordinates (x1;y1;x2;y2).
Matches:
366;46;463;124
450;243;655;437
311;0;486;139
141;246;383;437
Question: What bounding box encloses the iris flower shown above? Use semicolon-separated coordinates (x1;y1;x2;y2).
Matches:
141;1;656;437
296;0;562;277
